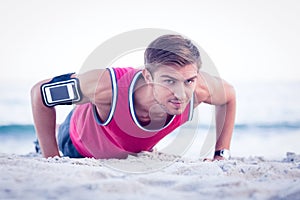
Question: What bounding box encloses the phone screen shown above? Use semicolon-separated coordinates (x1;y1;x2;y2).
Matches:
49;85;70;101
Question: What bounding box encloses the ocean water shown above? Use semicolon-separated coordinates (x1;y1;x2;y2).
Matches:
0;80;300;159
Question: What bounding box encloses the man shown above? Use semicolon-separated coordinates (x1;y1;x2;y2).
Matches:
31;34;236;160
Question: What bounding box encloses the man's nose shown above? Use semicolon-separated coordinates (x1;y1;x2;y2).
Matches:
173;83;186;100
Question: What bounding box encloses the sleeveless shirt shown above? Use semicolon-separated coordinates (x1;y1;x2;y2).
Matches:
69;67;194;159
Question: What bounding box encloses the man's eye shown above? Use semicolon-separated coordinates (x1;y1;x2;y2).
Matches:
185;79;195;85
164;80;175;84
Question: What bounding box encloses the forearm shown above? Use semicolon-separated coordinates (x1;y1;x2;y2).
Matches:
215;96;236;151
31;81;60;158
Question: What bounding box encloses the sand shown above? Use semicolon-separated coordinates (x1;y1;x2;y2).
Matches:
0;151;300;200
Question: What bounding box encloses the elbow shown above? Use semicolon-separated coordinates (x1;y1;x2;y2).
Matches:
228;85;236;102
30;80;49;108
224;83;236;104
31;81;43;104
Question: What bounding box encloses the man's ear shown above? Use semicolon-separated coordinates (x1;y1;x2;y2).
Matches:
142;69;153;84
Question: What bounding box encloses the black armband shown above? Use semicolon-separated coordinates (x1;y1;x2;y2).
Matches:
40;73;82;107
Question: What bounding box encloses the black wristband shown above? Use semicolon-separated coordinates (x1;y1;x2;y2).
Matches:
214;149;231;159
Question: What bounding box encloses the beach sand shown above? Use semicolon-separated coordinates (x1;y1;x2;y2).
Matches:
0;151;300;200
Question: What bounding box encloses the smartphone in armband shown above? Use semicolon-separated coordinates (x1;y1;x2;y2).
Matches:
41;73;82;107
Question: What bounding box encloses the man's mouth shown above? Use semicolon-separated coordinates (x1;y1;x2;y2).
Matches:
169;100;184;109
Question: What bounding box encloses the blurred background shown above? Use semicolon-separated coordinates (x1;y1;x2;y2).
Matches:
0;0;299;159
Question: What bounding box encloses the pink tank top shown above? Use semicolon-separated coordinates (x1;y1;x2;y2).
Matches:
69;67;194;159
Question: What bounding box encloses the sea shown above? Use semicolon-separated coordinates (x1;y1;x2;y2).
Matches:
0;80;300;160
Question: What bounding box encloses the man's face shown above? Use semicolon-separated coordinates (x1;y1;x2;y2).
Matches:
147;64;198;115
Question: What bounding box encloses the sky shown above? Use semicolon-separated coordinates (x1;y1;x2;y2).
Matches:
1;0;300;86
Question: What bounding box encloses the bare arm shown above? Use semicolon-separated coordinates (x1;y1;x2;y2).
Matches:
31;79;60;158
195;72;236;160
30;69;110;158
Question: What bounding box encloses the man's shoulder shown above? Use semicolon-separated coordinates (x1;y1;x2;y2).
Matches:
112;67;141;76
110;67;142;83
